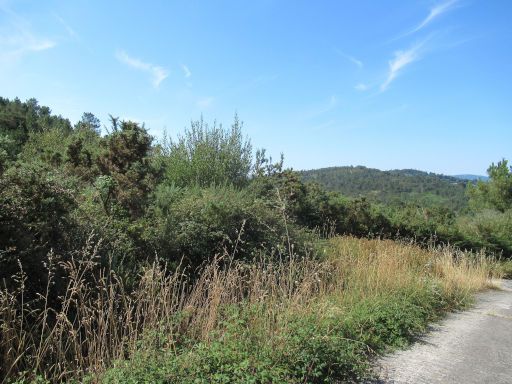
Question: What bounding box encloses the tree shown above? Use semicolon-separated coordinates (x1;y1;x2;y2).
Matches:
163;115;252;188
75;112;101;135
468;159;512;212
97;120;156;217
0;97;72;157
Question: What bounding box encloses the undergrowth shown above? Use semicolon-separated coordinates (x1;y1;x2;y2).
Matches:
1;237;500;383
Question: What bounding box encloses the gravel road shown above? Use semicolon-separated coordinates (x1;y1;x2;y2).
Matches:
372;279;512;384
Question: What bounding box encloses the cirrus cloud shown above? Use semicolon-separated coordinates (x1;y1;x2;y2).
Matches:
381;41;425;92
0;4;56;64
115;50;168;88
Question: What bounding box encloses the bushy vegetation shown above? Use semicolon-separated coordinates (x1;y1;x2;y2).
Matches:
0;96;508;382
161;115;252;189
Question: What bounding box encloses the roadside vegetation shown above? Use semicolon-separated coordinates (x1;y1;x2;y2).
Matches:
0;97;509;382
2;237;499;383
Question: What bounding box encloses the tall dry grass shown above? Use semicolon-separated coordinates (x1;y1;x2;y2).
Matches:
0;236;500;383
328;237;498;299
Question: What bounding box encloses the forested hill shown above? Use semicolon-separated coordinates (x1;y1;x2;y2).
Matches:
300;166;470;210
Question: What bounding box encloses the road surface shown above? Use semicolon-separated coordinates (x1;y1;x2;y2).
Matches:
372;280;512;383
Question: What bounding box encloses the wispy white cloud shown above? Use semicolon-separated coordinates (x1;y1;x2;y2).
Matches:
409;0;458;36
326;95;338;109
0;35;55;52
346;3;458;94
54;13;77;38
151;67;168;88
197;97;214;109
116;50;169;88
303;95;339;120
0;4;56;64
315;95;338;116
354;83;369;92
335;49;363;68
381;42;424;92
181;64;191;78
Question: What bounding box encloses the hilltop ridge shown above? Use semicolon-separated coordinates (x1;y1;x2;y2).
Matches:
299;165;469;210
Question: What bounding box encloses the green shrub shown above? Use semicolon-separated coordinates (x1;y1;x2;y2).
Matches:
148;184;316;269
161;115;252;189
455;209;512;256
277;312;368;383
249;170;394;238
0;161;78;293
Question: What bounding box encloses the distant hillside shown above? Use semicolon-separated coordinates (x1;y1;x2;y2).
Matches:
453;174;489;182
299;166;470;210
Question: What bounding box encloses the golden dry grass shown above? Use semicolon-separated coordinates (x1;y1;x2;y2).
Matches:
329;237;499;298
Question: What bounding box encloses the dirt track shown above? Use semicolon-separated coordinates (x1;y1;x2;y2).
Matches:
372;280;512;383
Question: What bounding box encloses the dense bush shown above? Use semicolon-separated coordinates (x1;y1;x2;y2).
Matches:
455;209;512;255
161;115;252;188
147;184;316;270
0;161;78;294
249;170;393;237
0;98;320;295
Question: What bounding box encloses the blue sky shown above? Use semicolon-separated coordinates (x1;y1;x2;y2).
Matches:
1;0;511;175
